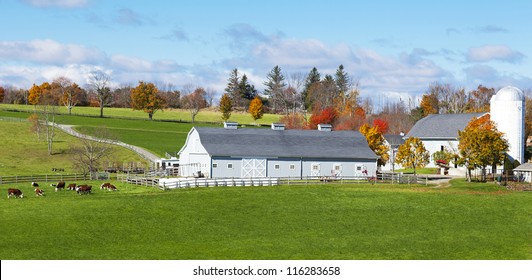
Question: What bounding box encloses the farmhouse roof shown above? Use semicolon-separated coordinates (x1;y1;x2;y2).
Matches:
514;162;532;172
193;127;378;160
406;113;485;139
384;134;405;147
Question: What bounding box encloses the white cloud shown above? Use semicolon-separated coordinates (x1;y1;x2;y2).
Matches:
20;0;89;8
467;45;525;63
0;39;106;65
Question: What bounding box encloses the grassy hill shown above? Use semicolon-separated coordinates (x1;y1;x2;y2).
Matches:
0;119;146;175
0;180;530;260
0;104;282;125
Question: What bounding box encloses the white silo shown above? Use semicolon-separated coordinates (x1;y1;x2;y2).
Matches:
490;86;525;164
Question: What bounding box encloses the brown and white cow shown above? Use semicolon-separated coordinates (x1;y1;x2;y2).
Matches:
76;185;92;195
107;184;118;191
67;183;77;191
101;182;118;191
8;188;23;199
35;188;44;196
51;181;65;192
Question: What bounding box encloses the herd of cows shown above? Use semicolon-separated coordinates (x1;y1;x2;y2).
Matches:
6;181;118;199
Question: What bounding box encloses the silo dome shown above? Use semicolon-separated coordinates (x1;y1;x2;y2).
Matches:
491;86;524;102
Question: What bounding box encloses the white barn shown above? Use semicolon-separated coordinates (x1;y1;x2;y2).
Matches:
178;124;378;179
405;113;485;168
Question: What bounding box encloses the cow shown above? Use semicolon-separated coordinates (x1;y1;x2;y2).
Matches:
50;181;65;192
8;188;23;199
76;185;92;195
107;184;118;191
31;182;39;188
35;188;44;196
100;182;111;190
67;183;77;191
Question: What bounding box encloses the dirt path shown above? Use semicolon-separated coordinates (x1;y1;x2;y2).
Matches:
53;123;160;164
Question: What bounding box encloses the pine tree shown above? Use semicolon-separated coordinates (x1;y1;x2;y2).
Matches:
224;68;241;107
238;74;257;101
263;66;286;112
302;67;321;109
335;64;350;95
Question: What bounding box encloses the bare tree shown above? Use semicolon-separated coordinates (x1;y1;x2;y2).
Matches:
182;87;207;123
70;127;116;176
88;70;112;118
204;88;216;107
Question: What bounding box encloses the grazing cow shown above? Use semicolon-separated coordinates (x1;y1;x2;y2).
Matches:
35;188;44;196
100;182;111;190
31;182;39;188
76;185;92;195
67;183;77;191
51;181;65;192
107;184;118;191
8;188;23;199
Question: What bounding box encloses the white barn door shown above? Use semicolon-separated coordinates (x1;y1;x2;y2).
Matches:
242;159;266;178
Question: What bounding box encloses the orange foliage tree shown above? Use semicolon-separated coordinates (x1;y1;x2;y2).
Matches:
248;96;264;121
280;113;307;129
373;118;389;134
130;81;167;120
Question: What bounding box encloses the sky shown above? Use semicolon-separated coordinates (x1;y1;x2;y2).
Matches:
1;0;531;107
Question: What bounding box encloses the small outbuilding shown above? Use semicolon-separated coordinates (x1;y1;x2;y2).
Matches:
513;162;532;183
178;123;378;179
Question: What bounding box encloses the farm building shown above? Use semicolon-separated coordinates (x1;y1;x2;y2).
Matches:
382;133;405;172
513;162;532;183
405;112;485;168
178;123;378;179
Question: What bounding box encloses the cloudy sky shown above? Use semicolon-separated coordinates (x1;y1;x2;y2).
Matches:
1;0;531;106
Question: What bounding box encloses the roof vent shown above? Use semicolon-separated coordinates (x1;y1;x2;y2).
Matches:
318;124;332;131
223;122;238;129
271;123;285;130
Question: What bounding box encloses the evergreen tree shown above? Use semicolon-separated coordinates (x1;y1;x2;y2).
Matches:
263;66;287;113
302;67;321;109
224;68;241;106
238;74;257;101
334;64;351;95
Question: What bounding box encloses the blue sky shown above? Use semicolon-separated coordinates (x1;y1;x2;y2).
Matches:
1;0;531;106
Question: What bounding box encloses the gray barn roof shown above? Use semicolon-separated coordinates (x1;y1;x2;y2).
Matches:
406;113;485;139
194;127;378;160
384;134;405;148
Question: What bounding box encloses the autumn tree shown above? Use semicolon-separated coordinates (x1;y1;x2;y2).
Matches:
181;87;207;123
219;93;233;122
395;137;430;175
248;96;264;122
308;106;337;129
419;92;439;116
52;77;82;115
359;123;390;167
467;85;495;113
372;118;389;134
0;86;4;103
88;70;112;118
457;114;509;182
130;81;167;120
280;113;307;129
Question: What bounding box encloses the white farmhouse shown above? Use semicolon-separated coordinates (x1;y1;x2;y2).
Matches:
178;123;378;179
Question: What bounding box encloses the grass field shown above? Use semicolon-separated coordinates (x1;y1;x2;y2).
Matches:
0;119;146;175
0;104;282;125
0;180;530;260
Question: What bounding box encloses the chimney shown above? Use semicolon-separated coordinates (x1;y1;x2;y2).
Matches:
317;124;332;131
271;123;285;130
223;122;238;129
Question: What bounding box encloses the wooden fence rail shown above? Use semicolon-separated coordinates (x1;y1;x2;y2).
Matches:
0;173;111;185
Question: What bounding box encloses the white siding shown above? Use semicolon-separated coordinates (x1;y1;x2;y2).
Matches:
178;128;211;177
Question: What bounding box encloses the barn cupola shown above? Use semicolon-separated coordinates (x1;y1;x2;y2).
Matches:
318;124;332;131
223;122;238;129
271;123;285;130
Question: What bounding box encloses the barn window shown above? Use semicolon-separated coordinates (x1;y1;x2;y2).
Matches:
212;163;217;168
441;145;444;151
335;165;342;171
356;166;362;171
289;164;295;170
227;163;233;169
313;165;319;171
274;164;280;169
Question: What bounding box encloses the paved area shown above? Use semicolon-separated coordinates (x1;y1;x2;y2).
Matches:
53;123;160;164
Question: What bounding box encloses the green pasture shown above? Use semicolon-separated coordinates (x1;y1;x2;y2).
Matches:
0;104;281;125
0;120;145;175
0;180;530;260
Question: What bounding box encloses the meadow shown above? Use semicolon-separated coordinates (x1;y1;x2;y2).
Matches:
0;180;530;260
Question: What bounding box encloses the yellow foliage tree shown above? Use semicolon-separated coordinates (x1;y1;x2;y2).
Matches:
359;123;390;167
248;96;264;121
457;114;509;181
130;81;166;120
395;137;430;175
219;93;233;122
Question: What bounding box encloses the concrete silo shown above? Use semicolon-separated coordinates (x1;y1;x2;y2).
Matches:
490;86;526;164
